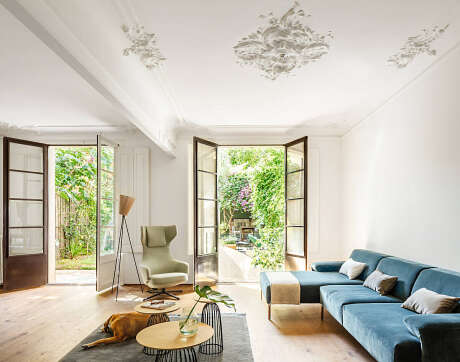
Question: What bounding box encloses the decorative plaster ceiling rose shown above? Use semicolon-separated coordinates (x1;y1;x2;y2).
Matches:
233;1;333;80
122;24;166;70
387;25;449;68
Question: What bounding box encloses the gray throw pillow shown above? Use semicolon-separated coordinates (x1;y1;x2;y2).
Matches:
363;270;398;295
402;288;460;314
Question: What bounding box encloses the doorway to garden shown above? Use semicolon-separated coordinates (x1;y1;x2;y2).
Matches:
194;137;307;285
217;146;285;283
50;146;97;285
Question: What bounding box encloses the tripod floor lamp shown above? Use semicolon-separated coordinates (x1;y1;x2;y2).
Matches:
112;195;144;301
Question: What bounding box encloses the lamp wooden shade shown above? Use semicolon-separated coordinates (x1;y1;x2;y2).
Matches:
119;195;135;216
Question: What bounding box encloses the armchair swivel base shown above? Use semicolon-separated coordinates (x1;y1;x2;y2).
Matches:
144;287;183;301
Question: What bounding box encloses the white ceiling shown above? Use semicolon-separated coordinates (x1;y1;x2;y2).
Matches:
1;0;460;154
0;5;130;131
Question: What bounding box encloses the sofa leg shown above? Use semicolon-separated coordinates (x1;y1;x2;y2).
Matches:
321;305;324;321
268;304;271;320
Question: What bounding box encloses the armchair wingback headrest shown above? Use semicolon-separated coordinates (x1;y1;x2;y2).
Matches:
141;225;177;248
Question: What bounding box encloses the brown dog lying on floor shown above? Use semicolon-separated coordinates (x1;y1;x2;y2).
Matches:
82;312;151;349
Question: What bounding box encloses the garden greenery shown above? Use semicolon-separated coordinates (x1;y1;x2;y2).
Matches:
55;147;113;263
219;147;285;270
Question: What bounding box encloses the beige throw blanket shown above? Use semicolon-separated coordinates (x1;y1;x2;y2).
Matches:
266;272;300;305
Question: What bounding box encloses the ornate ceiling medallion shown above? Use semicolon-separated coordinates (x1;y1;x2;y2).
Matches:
122;24;166;70
233;2;333;80
388;25;449;68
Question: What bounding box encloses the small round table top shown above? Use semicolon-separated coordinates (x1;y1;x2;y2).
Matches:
134;303;180;315
136;321;214;350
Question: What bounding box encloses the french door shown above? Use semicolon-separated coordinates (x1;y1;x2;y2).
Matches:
192;136;308;284
96;135;118;291
3;138;48;290
193;137;218;286
285;137;308;270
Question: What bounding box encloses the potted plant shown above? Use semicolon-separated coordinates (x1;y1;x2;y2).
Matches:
179;285;235;337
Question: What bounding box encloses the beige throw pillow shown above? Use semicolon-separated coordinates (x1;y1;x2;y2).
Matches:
402;288;460;314
363;270;398;295
339;258;367;280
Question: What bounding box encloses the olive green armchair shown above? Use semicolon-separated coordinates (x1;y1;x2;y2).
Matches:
139;225;189;300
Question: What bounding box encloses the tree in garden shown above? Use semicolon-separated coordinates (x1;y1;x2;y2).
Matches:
55;147;97;259
218;174;252;233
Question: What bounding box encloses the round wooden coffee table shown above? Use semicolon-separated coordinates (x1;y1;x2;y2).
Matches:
134;303;180;356
137;321;214;362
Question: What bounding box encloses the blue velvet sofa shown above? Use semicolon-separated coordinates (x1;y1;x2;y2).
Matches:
259;249;460;362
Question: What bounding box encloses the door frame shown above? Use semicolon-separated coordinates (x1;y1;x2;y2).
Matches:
3;137;48;290
192;137;309;284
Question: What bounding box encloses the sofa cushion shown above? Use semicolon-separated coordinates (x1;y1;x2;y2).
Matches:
349;249;390;280
343;303;421;362
260;271;362;304
339;258;367;279
363;270;398;295
376;257;432;300
411;268;460;313
320;285;401;324
402;288;460;314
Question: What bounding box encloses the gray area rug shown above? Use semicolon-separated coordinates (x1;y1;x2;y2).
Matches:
60;314;253;362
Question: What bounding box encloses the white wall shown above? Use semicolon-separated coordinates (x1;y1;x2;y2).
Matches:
342;45;460;271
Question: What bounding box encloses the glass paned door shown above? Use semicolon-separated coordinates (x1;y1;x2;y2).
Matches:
3;138;48;290
96;135;117;291
194;137;218;285
285;137;308;270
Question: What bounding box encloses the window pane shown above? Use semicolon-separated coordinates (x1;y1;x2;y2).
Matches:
196;256;218;283
101;145;114;172
287;199;304;226
9;171;43;199
197;143;216;172
9;200;43;227
198;171;216;199
286;227;304;256
287;142;304;173
198;228;217;255
10;143;43;172
287;171;304;199
102;171;114;199
198;200;216;227
9;228;43;255
101;227;115;255
101;198;114;227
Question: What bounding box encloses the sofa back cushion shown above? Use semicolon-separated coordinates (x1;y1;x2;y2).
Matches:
377;257;432;300
412;268;460;313
349;249;390;281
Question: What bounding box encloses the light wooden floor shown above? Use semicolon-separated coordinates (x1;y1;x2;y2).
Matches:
0;284;374;362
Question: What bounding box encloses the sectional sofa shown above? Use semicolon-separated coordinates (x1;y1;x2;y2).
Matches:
260;249;460;362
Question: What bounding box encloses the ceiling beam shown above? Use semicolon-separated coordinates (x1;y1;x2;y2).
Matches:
1;0;176;156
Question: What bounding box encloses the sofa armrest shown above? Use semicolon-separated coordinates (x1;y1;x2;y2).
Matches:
403;314;460;362
311;261;344;272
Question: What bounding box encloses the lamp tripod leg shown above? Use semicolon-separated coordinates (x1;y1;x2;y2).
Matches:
123;216;144;293
115;222;124;301
112;218;124;295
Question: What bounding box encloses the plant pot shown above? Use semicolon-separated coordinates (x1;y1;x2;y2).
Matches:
178;307;199;337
